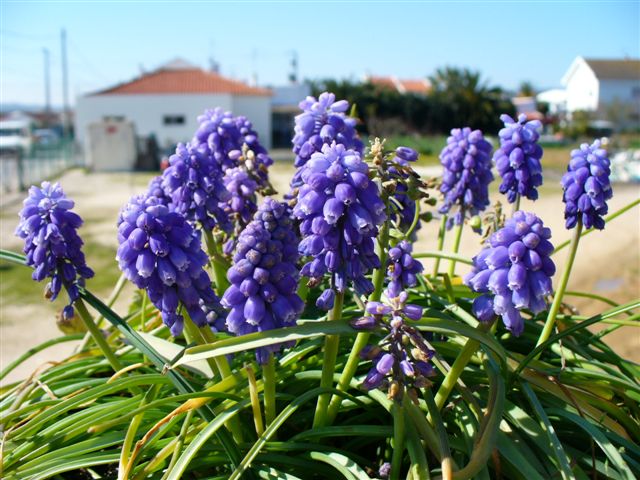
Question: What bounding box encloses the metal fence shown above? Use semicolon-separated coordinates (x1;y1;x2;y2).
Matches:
0;140;79;193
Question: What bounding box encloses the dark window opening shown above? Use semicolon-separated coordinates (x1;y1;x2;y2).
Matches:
163;115;185;126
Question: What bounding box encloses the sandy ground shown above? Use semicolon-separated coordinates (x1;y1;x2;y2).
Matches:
0;166;638;384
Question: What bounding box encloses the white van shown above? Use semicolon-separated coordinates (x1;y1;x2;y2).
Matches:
0;120;32;155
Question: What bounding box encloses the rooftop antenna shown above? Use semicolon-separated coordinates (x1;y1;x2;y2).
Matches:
251;48;258;86
289;50;298;84
43;48;51;117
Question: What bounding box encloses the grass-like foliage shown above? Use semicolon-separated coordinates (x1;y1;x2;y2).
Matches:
1;96;639;480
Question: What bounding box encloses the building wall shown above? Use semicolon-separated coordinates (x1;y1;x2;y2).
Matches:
75;93;271;150
564;60;600;112
232;95;272;149
598;79;640;105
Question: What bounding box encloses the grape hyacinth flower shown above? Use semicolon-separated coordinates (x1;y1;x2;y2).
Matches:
464;211;555;336
293;142;385;309
291;92;363;188
385;240;424;298
15;182;94;316
561;139;612;230
221;166;259;226
146;175;170;205
116;194;223;336
162;142;231;231
493;114;543;203
387;146;424;236
439;127;494;228
221;198;304;363
191;108;273;187
354;293;435;402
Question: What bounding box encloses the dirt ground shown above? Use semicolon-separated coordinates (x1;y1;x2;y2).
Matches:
1;166;638;384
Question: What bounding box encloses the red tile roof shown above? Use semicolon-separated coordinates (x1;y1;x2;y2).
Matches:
365;76;431;95
91;66;271;97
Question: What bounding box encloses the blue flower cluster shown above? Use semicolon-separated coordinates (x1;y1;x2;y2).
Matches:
190;108;273;229
439;127;493;228
15;182;94;318
388;146;422;236
465;211;555;336
192;108;273;179
385;240;423;298
494;114;544;203
561;139;613;230
116;194;222;336
293;142;385;309
161;142;231;231
222;198;304;363
355;293;434;401
291;92;363;188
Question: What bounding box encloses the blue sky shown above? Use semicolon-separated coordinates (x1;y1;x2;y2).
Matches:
1;1;638;107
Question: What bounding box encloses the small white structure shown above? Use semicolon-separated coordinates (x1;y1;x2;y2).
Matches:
85;120;137;171
75;59;272;155
536;89;567;115
561;57;640;125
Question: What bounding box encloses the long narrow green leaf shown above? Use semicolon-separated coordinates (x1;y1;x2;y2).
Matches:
308;451;372;480
548;408;636;479
520;382;574;480
0;249;249;478
165;399;252;479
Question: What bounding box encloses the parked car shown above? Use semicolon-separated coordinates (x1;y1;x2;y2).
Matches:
33;128;61;146
0;119;32;155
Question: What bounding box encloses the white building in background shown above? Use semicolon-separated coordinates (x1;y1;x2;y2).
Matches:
536;89;567;115
561;56;640;126
75;59;272;152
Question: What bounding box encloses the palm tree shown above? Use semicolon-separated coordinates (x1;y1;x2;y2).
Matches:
429;67;514;132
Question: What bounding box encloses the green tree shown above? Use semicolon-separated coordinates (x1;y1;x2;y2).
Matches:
518;81;536;97
428;67;514;132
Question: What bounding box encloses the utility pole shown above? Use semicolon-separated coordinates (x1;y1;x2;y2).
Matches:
289;50;298;84
43;48;51;121
61;28;70;138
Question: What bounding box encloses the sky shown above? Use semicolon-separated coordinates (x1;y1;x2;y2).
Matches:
1;1;639;108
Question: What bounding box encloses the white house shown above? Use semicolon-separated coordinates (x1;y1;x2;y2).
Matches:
561;57;640;126
75;59;272;151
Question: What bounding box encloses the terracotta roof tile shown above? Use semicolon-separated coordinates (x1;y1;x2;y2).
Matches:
92;68;271;96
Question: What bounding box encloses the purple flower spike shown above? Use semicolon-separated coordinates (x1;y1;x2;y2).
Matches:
561;139;613;230
359;295;435;402
116;194;223;336
15;182;94;316
464;211;555;336
385;240;424;299
290;92;363;189
162;142;231;231
493;114;544;203
221;198;303;364
438;127;494;229
293;142;385;307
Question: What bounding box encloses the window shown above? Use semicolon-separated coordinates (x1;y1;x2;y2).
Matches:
103;115;125;122
163;115;185;126
632;87;640;99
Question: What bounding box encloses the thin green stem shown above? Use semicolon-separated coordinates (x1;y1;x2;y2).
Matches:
76;272;127;352
199;326;233;378
390;402;406;480
536;221;583;353
433;321;492;411
552;197;639;255
183;317;219;378
512;194;521;216
263;354;277;429
74;299;123;373
432;215;447;277
447;222;463;278
326;219;390;424
313;290;344;428
203;228;230;294
162;410;194;480
119;384;160;480
423;390;452;480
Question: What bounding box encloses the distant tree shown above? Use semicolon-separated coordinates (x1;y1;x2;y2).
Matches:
518;81;536;97
428;67;514;133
